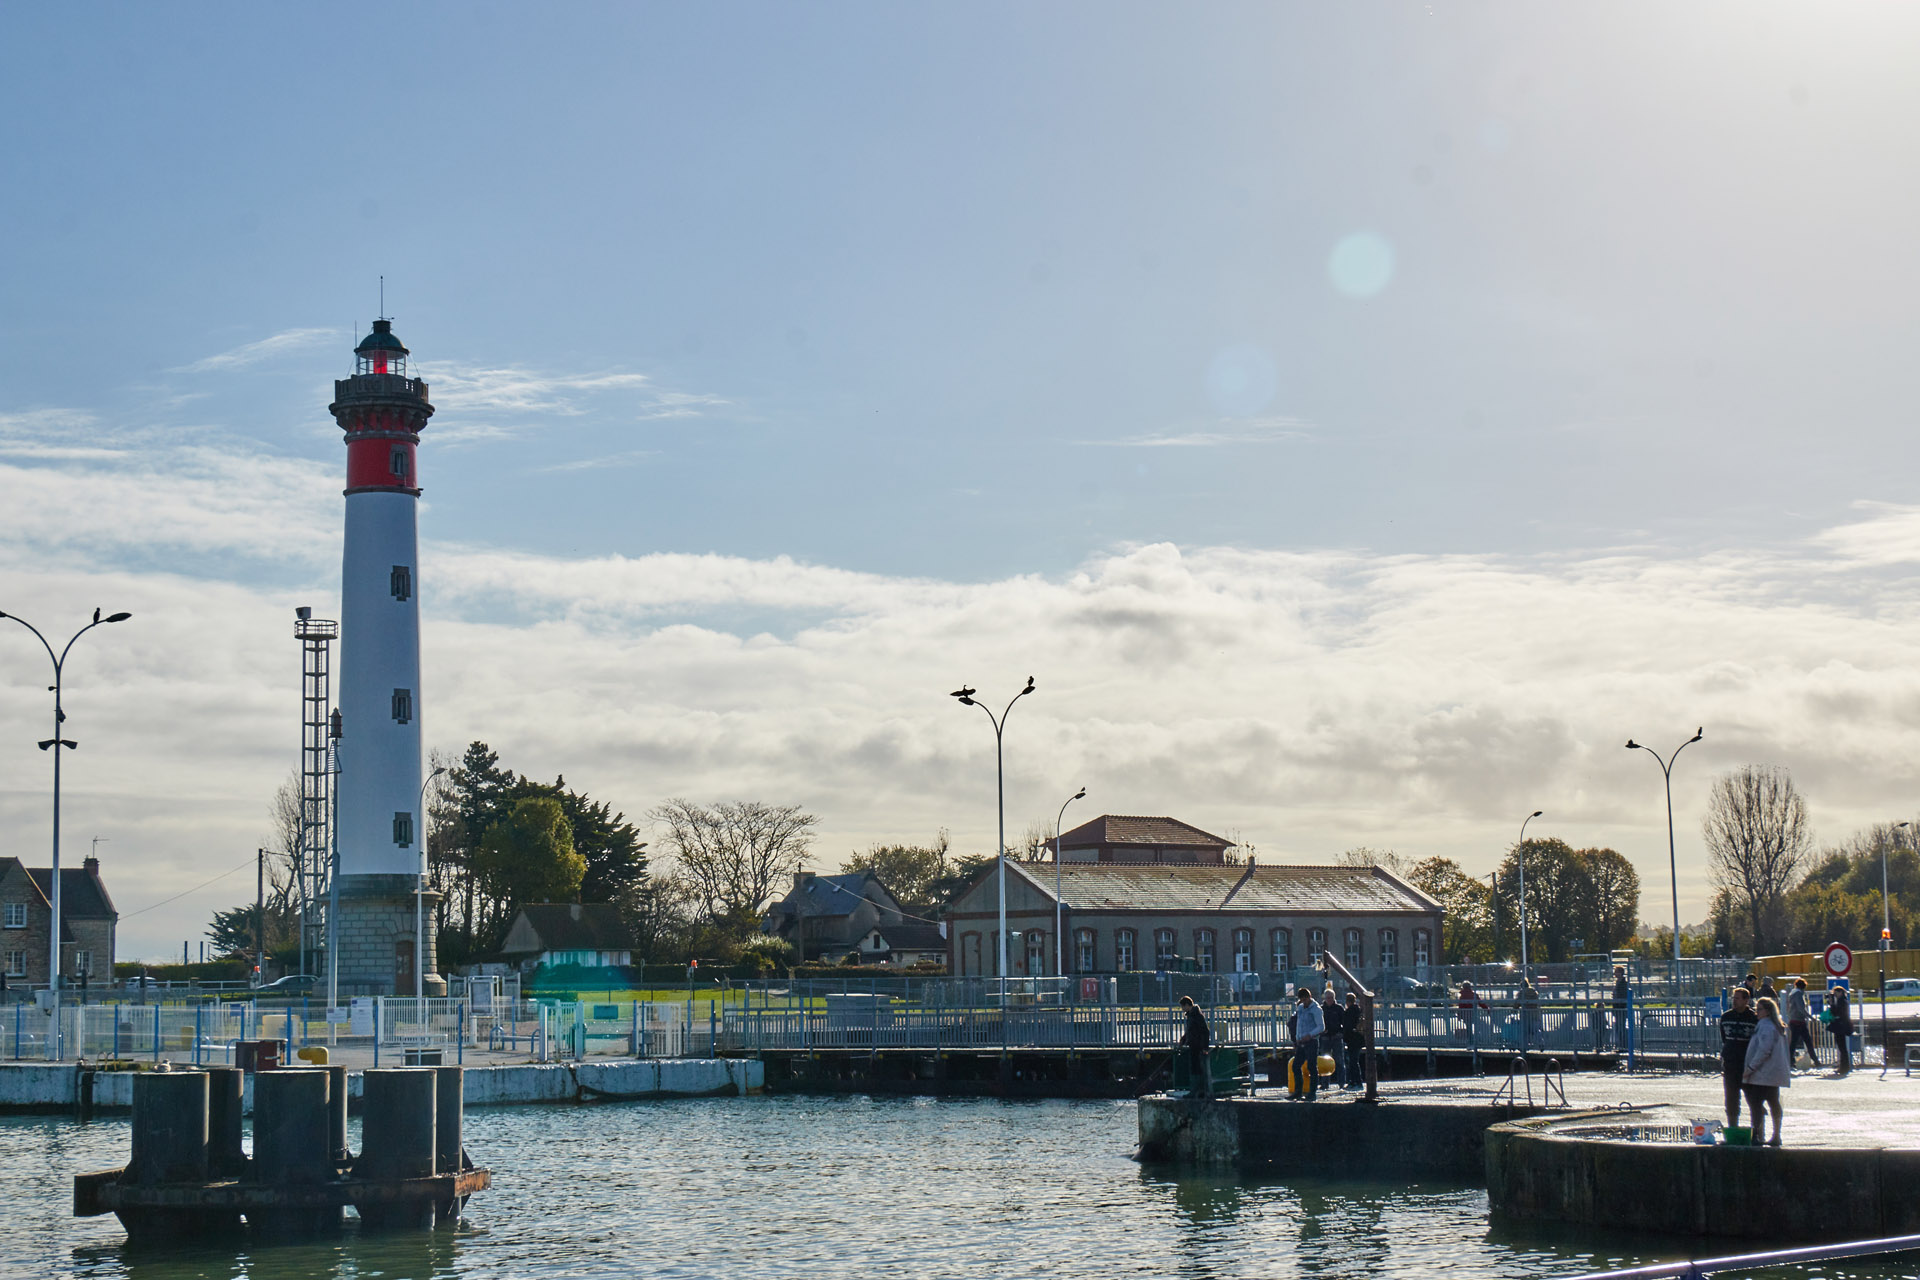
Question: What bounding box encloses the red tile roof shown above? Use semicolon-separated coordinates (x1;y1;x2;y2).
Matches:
1057;815;1233;850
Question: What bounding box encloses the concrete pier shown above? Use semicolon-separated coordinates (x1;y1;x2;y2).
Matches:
249;1069;338;1234
357;1069;439;1228
207;1067;245;1178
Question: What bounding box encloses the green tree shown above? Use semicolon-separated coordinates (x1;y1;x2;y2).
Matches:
1494;840;1641;964
842;831;951;916
475;796;585;924
1408;856;1492;963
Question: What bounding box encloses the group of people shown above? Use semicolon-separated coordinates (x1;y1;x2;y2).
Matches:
1718;975;1857;1146
1179;985;1369;1102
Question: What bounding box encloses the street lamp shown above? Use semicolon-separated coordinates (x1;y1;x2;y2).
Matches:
0;606;132;1057
950;677;1035;995
1886;822;1906;1078
1627;728;1704;973
1517;810;1543;978
415;764;447;1001
1053;786;1087;978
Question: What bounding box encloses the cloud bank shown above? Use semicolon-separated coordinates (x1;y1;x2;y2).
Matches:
4;414;1918;959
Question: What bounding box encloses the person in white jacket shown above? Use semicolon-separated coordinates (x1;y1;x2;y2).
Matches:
1741;995;1791;1147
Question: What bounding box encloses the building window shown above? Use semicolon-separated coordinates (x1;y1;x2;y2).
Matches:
1026;930;1046;976
1076;929;1096;973
1379;929;1398;969
73;950;91;977
1116;929;1136;971
1233;928;1254;973
1344;928;1363;969
4;951;23;977
1307;928;1327;966
1194;928;1216;973
963;932;981;976
390;446;411;481
2;902;24;929
392;688;413;724
1154;929;1177;969
1414;929;1433;968
390;565;412;601
393;811;414;848
1270;929;1290;975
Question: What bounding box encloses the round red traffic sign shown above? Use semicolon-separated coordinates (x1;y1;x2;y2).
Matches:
1824;942;1853;976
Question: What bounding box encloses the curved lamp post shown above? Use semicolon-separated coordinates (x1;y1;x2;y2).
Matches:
1517;810;1543;977
0;607;133;1058
950;677;1035;996
1627;728;1703;972
1053;786;1087;978
415;764;447;1000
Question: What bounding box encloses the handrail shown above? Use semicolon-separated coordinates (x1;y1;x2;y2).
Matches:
1565;1233;1920;1279
1319;953;1378;1101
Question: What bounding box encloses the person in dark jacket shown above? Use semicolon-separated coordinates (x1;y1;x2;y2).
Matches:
1829;984;1853;1076
1719;986;1760;1129
1610;966;1632;1051
1785;977;1817;1069
1320;986;1345;1086
1180;995;1212;1097
1342;992;1365;1089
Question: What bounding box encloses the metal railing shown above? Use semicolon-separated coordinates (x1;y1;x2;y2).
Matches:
1566;1233;1920;1278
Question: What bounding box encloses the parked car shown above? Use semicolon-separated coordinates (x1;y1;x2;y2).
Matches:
1884;978;1920;998
256;974;319;996
122;975;161;991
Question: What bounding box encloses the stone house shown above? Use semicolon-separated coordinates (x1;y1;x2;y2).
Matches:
943;817;1442;987
0;855;118;987
763;872;940;965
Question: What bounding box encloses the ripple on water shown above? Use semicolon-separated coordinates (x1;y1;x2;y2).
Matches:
4;1097;1917;1279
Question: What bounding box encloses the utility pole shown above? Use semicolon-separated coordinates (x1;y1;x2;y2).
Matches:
255;847;266;988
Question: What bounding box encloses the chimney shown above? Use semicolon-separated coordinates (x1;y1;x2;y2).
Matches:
84;856;100;876
794;870;815;893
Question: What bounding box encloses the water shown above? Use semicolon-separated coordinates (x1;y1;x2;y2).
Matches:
6;1096;1917;1280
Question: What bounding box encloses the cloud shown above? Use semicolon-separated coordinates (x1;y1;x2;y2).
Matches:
1083;416;1314;448
424;365;729;424
8;428;1920;959
177;328;342;373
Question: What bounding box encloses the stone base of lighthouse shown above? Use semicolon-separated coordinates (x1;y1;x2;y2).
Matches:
331;874;441;997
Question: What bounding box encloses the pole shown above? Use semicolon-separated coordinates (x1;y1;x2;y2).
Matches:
1489;872;1500;963
1882;829;1895;1077
414;765;444;1002
255;847;266;987
1053;787;1085;980
951;680;1034;1018
1628;730;1702;976
326;739;342;1014
1518;811;1541;978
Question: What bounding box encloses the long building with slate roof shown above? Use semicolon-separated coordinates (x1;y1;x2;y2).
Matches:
943;817;1441;986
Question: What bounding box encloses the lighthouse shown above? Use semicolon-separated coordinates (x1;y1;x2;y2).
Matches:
328;318;435;996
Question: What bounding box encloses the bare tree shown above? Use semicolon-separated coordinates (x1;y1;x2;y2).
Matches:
1703;765;1813;953
651;799;818;922
1339;846;1411;877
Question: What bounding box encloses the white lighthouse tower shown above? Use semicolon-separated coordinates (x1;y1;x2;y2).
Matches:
329;318;435;995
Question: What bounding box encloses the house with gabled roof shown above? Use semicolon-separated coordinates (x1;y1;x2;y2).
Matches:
0;854;118;988
763;871;943;965
943;817;1441;987
499;902;635;970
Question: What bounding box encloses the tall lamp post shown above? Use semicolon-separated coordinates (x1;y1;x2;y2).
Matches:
1489;871;1500;963
415;764;447;1001
1517;810;1543;978
1886;822;1906;1078
0;607;133;1058
1627;728;1703;973
950;677;1035;996
1059;786;1090;974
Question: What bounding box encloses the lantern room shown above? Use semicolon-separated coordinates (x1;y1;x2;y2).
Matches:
355;319;409;376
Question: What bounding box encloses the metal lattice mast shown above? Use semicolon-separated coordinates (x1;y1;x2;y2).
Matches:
295;606;338;977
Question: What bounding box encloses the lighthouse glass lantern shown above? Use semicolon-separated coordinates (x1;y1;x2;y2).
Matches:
356;319;409;376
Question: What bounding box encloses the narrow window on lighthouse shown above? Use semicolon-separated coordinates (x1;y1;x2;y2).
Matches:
390;446;411;481
393;812;414;848
391;688;413;724
390;565;412;601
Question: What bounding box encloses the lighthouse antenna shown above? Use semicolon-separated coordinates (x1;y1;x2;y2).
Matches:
379;275;385;322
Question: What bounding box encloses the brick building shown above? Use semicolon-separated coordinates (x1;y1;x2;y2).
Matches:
944;815;1442;988
0;855;118;987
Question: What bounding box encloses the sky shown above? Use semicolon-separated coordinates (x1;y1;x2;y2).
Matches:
4;4;1920;961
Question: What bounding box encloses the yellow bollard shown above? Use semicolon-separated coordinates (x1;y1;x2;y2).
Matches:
296;1045;329;1065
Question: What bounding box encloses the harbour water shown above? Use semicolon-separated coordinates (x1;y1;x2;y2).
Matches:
6;1095;1914;1279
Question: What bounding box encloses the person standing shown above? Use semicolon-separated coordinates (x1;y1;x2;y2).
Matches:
1179;995;1212;1098
1829;984;1854;1076
1292;986;1325;1101
1321;985;1345;1087
1519;977;1542;1050
1719;986;1760;1130
1611;966;1632;1052
1785;977;1817;1070
1458;981;1487;1046
1343;992;1366;1090
1742;995;1791;1147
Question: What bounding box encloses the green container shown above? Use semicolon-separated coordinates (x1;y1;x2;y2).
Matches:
1723;1126;1753;1146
